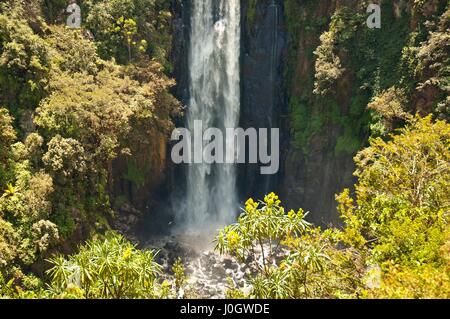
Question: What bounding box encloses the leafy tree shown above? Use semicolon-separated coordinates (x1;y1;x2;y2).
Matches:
83;0;173;67
313;30;344;96
416;7;450;120
114;16;140;62
0;108;16;183
0;0;181;298
0;134;58;275
42;135;87;182
337;115;450;298
45;25;100;75
216;193;310;275
367;86;410;132
338;116;449;255
0;3;52;110
364;261;450;299
0;218;18;272
216;193;362;299
171;257;187;298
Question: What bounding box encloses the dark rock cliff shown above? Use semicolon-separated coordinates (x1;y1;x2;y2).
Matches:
279;1;359;226
240;0;357;226
168;0;354;227
112;0;445;240
166;0;446;228
238;0;287;203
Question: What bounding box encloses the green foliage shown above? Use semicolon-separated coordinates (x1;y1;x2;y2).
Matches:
40;0;67;23
114;16;140;62
0;1;181;293
46;232;164;299
0;270;47;299
416;7;450;120
367;86;410;132
0;108;16;153
46;25;100;74
365;261;450;299
83;0;173;68
36;66;132;164
216;193;310;273
224;277;247;299
36;59;179;168
289;97;324;153
123;160;145;188
0;5;51;111
313;30;344;96
0;161;58;272
171;257;186;296
216;116;450;299
0;108;16;183
43;135;87;180
339;116;450;251
287;1;449;158
337;116;450;298
216;193;362;299
0;0;448;301
334;134;362;156
286;4;372;155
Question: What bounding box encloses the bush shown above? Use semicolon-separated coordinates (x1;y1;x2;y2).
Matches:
337;115;450;298
46;232;165;299
216;193;363;299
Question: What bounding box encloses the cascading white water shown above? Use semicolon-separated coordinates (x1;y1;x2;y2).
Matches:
184;0;240;231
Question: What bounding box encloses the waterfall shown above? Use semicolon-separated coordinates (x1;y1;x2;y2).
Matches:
183;0;240;231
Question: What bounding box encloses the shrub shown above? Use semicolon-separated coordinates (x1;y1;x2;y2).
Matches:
46;232;164;299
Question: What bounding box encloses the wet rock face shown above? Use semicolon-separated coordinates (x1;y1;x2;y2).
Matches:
239;0;353;226
171;0;191;106
279;1;359;226
238;0;287;202
113;203;142;243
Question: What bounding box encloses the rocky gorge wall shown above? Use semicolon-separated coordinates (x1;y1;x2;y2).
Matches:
133;0;448;234
167;0;366;227
239;0;287;203
240;0;359;226
280;0;448;226
280;0;361;226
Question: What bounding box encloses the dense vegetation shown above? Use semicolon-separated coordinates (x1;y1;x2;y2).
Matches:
0;0;180;296
284;0;449;155
218;116;449;299
1;0;449;299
